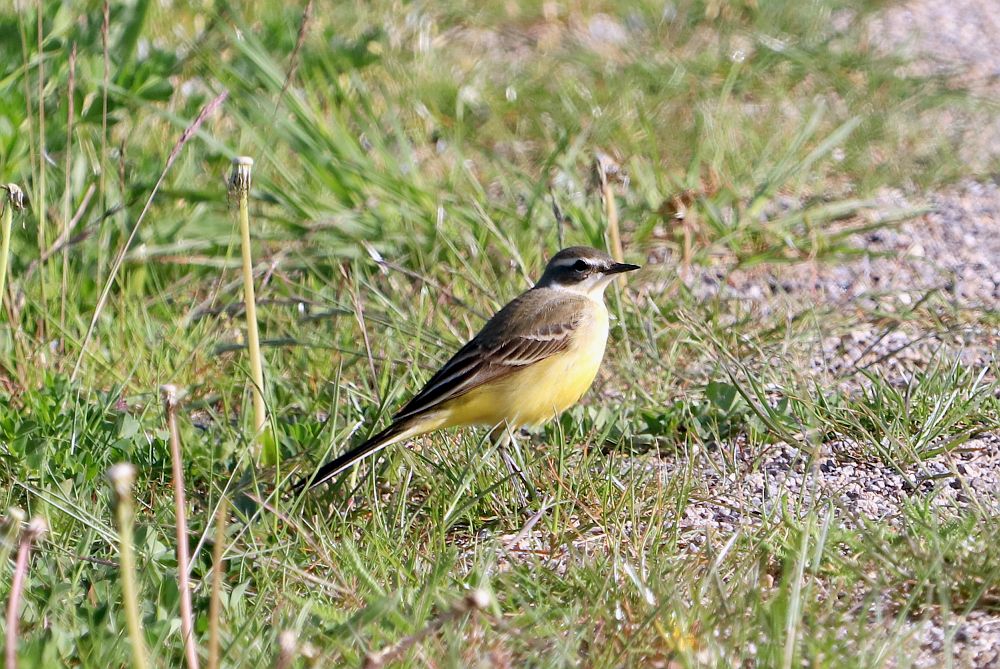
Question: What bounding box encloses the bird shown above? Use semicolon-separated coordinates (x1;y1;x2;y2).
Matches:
295;246;640;493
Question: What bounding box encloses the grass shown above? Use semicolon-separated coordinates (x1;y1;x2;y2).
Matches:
1;0;999;666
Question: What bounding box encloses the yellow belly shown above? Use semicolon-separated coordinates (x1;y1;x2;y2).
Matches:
436;303;610;428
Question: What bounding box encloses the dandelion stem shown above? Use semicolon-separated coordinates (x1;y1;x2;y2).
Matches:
207;498;228;669
0;185;24;316
5;517;46;669
228;157;267;458
108;463;150;669
163;386;200;669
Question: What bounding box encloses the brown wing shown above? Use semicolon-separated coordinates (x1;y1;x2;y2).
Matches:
392;288;587;422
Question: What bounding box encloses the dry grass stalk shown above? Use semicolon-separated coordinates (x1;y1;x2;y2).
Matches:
228;156;268;454
163;385;200;669
207;497;228;669
5;516;47;669
593;151;627;285
60;43;77;337
108;463;150;669
98;0;111;284
275;0;314;111
33;0;48;333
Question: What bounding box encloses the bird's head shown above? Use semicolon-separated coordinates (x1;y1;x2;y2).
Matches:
535;246;640;296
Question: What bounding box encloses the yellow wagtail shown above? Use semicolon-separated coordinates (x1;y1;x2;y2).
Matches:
297;246;640;491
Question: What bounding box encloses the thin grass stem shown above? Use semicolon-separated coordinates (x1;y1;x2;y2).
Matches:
594;152;625;284
98;0;110;286
60;43;76;340
207;497;228;669
782;514;813;669
108;463;150;669
5;517;47;669
163;385;200;669
34;0;48;338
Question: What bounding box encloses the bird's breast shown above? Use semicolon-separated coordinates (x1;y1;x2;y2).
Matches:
442;300;610;428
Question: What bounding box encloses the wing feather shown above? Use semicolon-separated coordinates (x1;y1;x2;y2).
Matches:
392;289;587;422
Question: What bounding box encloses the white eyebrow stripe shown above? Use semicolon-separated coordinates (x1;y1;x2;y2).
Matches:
549;256;591;268
551;257;590;267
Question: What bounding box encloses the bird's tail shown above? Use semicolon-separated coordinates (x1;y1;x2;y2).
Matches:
292;420;418;492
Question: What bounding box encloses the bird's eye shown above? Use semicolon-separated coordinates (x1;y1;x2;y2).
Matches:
572;259;589;272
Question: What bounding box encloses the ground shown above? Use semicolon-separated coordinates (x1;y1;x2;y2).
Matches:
0;0;998;667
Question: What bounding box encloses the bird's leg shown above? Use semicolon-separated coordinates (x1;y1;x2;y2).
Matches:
490;423;537;506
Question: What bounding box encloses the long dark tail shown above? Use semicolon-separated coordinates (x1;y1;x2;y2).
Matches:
292;420;412;492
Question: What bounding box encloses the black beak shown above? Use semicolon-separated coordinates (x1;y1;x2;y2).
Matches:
606;262;641;275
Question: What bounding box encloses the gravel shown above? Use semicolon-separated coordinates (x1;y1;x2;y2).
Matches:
646;173;1000;664
658;179;1000;388
653;185;1000;661
868;0;1000;168
904;613;1000;668
642;129;1000;669
674;181;1000;312
481;432;1000;665
869;0;1000;90
644;433;1000;538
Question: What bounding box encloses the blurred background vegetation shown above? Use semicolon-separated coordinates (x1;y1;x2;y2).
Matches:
0;0;975;393
1;0;997;666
